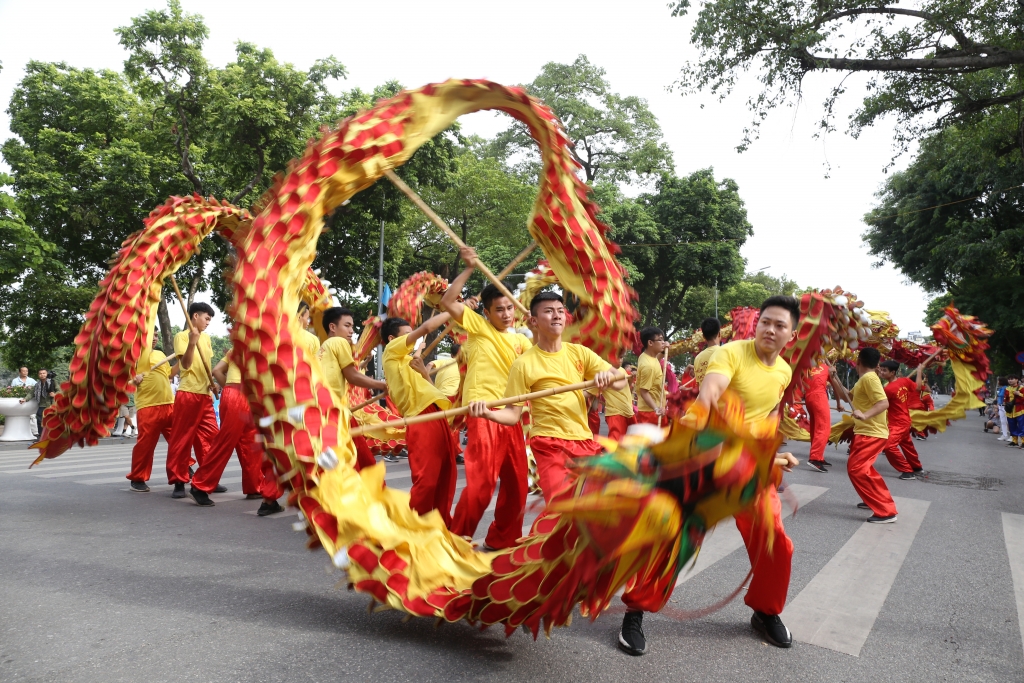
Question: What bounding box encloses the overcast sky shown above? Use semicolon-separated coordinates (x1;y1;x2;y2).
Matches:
0;0;932;337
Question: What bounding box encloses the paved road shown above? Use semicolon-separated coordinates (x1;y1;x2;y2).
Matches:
1;407;1022;682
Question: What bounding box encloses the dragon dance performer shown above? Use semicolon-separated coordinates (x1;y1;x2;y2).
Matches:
166;302;220;499
831;347;900;523
441;248;532;549
602;356;636;441
878;356;937;477
997;377;1010;442
692;317;722;384
469;291;626;502
430;348;461;403
319;307;388;471
618;296;801;655
382;313;459;523
1004;376;1024;447
125;335;178;492
635;327;668;424
804;364;834;473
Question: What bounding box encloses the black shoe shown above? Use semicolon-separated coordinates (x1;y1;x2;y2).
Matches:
214;484;228;493
822;460;833;467
617;611;646;655
383;453;400;463
172;483;187;498
188;466;194;479
912;468;927;476
456;454;464;464
129;480;150;493
867;514;897;523
807;461;827;473
751;611;792;648
245;493;263;500
257;500;284;516
189;486;215;507
856;502;870;510
898;472;916;480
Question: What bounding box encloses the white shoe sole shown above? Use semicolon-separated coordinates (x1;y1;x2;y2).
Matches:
617;632;646;655
867;516;897;524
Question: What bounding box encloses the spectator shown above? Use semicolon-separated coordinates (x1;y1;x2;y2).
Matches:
11;366;39;433
21;369;56;437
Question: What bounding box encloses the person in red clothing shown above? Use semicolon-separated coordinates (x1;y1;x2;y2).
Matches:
804;363;834;473
634;327;668;425
878;354;937;477
125;335;178;492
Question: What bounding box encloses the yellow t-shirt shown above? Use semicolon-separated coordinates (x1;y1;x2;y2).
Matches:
460;309;532;404
504;343;611;440
383;335;450;417
704;340;792;424
135;349;173;410
602;380;635;418
431;356;461;397
853;371;890;439
319;336;355;403
299;328;322;374
635;352;664;412
173;330;213;395
693;345;721;385
225;361;242;385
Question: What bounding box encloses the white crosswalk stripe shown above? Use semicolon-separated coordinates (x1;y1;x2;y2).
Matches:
1001;512;1024;657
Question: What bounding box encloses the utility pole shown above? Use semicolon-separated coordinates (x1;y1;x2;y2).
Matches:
375;214;385;380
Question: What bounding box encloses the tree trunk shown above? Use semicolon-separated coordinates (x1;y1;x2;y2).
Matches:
157;296;175;364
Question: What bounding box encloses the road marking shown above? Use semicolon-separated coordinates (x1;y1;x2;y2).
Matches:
785;496;930;657
676;484;828;585
35;466;132;479
1001;513;1024;656
0;456;131;473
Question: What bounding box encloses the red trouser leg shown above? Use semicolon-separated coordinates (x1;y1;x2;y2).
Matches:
258;455;281;500
848;434;898;517
588;411;601;438
127;404;173;482
881;427;913;472
806;395;831;462
166;391;219;485
635;411;659;426
485;427;528;549
350;416;377;471
529;436;603;502
234;406;263;495
734;486;793;616
405;406;458;526
605;414;633;441
893;426;922;471
192;386;246;493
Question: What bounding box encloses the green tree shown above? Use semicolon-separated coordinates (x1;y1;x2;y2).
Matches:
599;168;752;335
670;0;1024;154
496;55;674;185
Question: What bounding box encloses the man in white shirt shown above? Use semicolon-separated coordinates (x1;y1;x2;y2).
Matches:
10;367;36;388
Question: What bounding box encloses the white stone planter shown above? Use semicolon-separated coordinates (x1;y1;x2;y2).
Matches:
0;398;38;441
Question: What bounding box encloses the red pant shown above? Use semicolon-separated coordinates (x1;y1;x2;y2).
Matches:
530;436;603;502
406;405;458;526
166;391;219;485
605;414;636;442
259;456;281;500
622;486;792;615
635;411;660;426
126;404;173;482
882;424;921;472
588;411;601;437
848;434;897;517
351;416;376;471
806;395;831;463
192;386;263;494
451;417;528;549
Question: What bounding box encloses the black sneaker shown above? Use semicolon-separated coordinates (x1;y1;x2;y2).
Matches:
129;480;150;493
189;486;215;507
898;472;916;480
856;502;870;510
867;514;897;523
188;466;194;479
456;454;465;464
214;484;228;493
822;460;833;467
617;611;646;655
751;611;792;648
257;500;284;516
172;482;187;498
245;493;263;500
807;461;827;473
912;468;927;476
383;453;400;463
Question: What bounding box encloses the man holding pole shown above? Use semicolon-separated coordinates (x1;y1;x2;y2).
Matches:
469;291;626;502
635;327;668;425
441;246;532;550
125;335;177;492
166;302;220;499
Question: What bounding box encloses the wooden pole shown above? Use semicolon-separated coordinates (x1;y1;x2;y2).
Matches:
498;240;538;279
384;169;528;315
658;347;670;428
350;392;386;413
146;353;177;373
168;275;216;389
350;370;626;437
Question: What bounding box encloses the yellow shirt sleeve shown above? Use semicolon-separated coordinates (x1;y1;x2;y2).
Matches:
173;330;212;394
383;335;450;417
853;371;890;439
134;349;174;410
635;353;664;412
